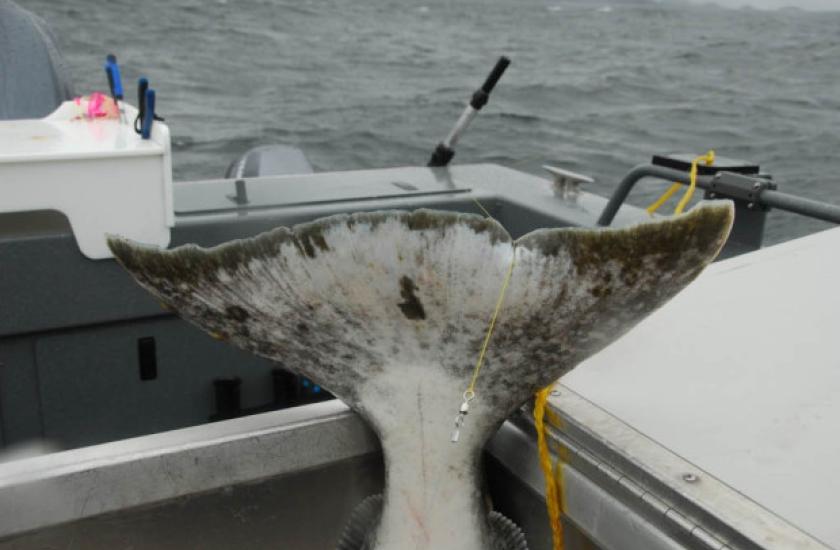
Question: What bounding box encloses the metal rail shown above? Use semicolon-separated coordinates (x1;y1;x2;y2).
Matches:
597;164;840;226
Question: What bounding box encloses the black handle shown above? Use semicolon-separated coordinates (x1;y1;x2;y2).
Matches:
106;69;116;100
428;143;455;167
481;56;511;94
137;77;148;109
134;78;149;134
470;56;511;110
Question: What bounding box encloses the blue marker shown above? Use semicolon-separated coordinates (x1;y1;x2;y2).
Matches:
105;54;124;99
141;88;155;139
104;53;126;123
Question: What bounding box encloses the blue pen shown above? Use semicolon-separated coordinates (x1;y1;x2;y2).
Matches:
104;53;126;123
141;88;155;139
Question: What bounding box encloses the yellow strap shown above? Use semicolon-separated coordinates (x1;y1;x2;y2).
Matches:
535;387;564;550
647;150;715;215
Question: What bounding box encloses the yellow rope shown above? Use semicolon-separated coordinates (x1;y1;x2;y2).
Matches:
645;183;682;216
535;387;564;550
647;150;715;216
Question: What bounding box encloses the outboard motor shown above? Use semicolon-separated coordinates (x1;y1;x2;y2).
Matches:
225;144;314;178
0;0;74;120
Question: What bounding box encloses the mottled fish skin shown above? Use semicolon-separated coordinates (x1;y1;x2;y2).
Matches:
107;202;733;550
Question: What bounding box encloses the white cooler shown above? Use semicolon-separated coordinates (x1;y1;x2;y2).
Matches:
0;101;173;259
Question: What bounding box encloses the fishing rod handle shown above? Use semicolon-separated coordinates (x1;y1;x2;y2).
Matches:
470;56;511;110
135;78;149;134
482;56;511;94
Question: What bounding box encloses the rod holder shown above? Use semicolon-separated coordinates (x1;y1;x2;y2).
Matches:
427;56;511;168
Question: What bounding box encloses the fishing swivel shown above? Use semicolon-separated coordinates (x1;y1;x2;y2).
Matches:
451;390;475;443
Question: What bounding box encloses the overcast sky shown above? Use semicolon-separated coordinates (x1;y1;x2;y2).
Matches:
699;0;840;9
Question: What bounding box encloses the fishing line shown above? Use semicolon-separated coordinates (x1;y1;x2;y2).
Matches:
451;199;516;443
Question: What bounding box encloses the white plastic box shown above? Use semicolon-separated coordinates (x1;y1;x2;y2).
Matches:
0;101;173;259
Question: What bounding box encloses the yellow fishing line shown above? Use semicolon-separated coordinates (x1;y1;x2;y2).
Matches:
464;199;562;546
466;256;516;396
472;197;494;219
462;199;560;550
464;198;516;397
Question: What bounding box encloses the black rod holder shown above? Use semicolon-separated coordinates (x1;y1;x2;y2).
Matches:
428;56;511;168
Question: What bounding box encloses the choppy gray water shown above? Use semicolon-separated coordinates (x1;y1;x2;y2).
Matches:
17;0;840;244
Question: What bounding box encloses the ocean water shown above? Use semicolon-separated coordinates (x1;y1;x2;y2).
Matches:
17;0;840;244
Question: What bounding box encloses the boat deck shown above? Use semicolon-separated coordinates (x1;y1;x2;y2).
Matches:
558;224;840;548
